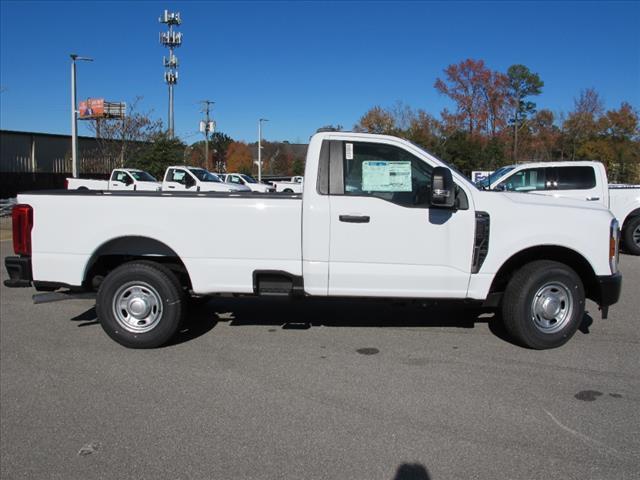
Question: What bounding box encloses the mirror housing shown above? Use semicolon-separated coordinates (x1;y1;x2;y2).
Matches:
123;175;133;186
430;167;455;208
184;174;196;188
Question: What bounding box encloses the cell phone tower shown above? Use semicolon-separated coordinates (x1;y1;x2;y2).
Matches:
159;9;182;138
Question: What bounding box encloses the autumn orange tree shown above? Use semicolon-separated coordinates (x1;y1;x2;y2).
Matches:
225;142;253;175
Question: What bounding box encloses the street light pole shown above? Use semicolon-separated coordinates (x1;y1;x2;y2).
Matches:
258;118;268;183
70;54;93;178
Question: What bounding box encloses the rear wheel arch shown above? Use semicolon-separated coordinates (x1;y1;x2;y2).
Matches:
620;207;640;228
83;236;192;291
489;245;599;302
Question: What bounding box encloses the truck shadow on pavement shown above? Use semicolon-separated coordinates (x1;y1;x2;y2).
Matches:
190;296;596;347
69;297;595;348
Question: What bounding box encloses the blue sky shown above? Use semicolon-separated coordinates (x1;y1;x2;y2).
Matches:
1;1;638;144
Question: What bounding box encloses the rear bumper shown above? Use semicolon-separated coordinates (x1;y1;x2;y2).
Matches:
595;273;622;307
4;256;32;288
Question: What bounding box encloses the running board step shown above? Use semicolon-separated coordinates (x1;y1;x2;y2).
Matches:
33;291;96;304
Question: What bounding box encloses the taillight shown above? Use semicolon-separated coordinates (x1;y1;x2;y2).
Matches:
12;204;33;256
609;218;620;274
64;178;69;189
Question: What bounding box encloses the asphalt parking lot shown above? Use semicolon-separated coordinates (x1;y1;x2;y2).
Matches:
1;240;639;480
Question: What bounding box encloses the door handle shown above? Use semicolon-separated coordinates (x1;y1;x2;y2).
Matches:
586;197;600;201
339;215;370;223
167;185;175;189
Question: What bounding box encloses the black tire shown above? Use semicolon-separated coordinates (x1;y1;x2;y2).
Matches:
96;261;185;348
622;216;640;255
283;188;293;193
501;260;585;350
77;187;88;191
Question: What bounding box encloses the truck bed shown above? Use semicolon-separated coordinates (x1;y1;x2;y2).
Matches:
19;189;303;294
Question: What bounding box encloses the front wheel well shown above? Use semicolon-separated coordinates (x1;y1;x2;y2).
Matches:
489;246;599;302
83;236;192;291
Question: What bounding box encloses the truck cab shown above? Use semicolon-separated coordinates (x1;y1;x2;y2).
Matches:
162;167;250;192
225;173;275;192
109;169;161;191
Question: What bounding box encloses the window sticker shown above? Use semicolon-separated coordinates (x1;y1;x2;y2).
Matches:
345;143;354;160
362;161;412;192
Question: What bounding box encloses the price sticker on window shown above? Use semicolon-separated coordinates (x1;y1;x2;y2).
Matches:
345;143;354;160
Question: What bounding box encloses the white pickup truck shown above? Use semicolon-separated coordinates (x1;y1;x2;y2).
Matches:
5;132;622;350
162;166;250;192
224;173;275;193
66;169;161;191
476;161;640;254
271;176;304;193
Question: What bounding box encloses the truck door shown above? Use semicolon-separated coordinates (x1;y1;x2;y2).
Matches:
547;166;603;205
164;168;194;191
327;140;475;298
110;170;133;190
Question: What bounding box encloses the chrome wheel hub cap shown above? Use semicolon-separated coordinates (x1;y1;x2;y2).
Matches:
531;282;573;333
112;282;163;334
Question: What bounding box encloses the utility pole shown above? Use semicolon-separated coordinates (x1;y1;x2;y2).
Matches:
258;118;268;183
159;10;182;138
70;54;93;178
199;100;215;170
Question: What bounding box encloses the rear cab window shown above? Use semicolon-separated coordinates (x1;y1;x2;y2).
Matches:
552;166;596;190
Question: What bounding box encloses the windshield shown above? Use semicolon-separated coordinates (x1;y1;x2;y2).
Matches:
240;174;258;184
189;168;221;182
405;140;478;189
476;166;515;189
129;171;157;182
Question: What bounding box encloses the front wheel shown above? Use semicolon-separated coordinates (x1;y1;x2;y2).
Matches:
622;216;640;255
501;260;585;349
96;261;185;348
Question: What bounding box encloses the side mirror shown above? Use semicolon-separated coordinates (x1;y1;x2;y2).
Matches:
123;176;133;186
431;167;456;208
184;175;196;188
430;167;455;208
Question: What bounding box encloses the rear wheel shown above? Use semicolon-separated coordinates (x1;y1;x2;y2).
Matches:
501;260;585;349
96;261;185;348
622;216;640;255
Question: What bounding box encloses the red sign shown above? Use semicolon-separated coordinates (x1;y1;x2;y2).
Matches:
79;98;105;119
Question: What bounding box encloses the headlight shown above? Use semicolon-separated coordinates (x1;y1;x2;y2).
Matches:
609;218;620;274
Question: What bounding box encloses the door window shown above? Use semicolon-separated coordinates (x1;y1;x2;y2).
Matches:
171;169;187;184
497;168;546;192
553;166;596;190
342;142;433;208
229;175;243;184
112;171;131;183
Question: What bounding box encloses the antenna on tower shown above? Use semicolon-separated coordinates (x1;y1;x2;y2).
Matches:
159;9;182;138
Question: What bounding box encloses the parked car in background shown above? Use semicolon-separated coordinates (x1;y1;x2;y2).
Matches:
271;176;304;193
477;161;640;254
225;173;275;192
162;167;250;192
66;169;161;191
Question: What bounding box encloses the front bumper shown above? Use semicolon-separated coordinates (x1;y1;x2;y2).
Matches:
4;256;32;287
596;273;622;307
